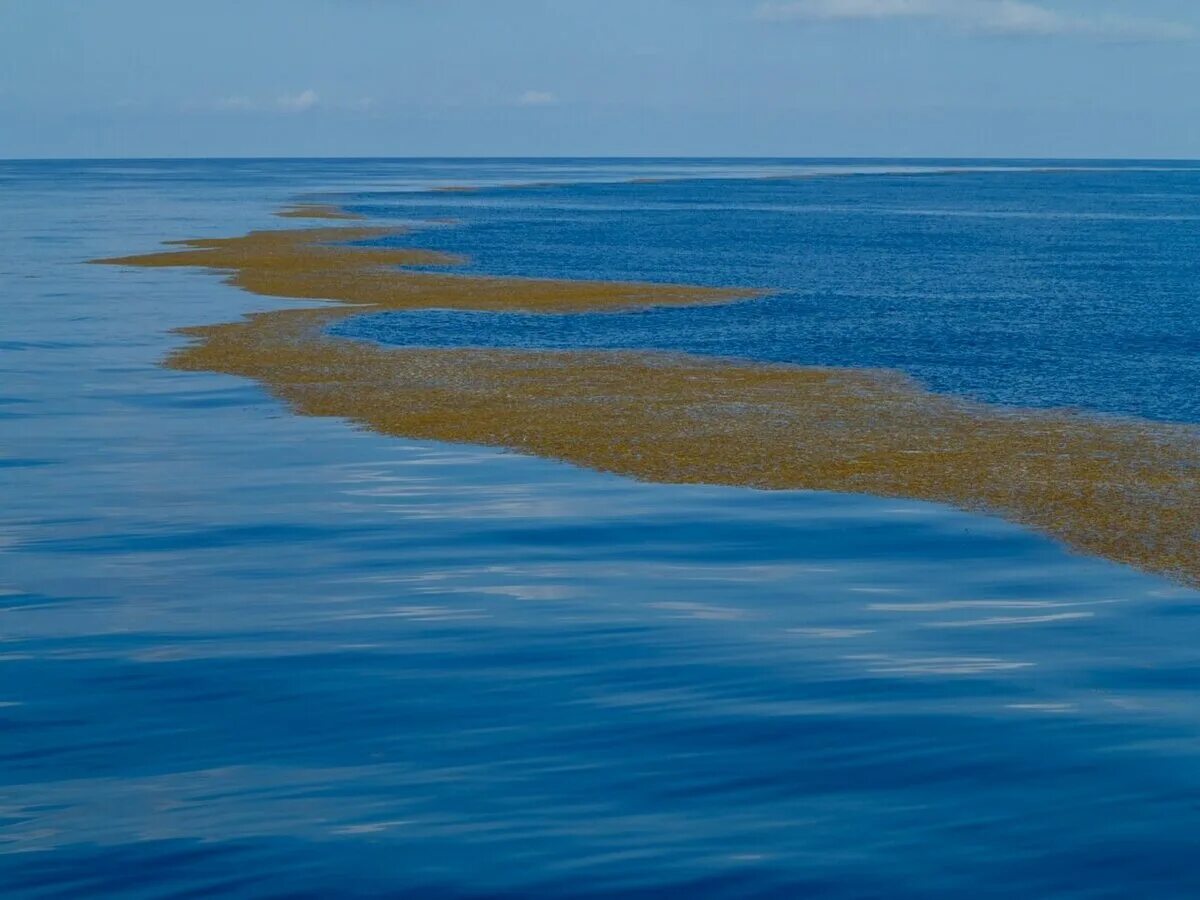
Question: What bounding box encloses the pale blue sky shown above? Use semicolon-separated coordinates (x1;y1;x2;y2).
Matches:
3;0;1199;158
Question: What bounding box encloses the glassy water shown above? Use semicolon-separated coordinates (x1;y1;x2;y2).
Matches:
3;159;1200;898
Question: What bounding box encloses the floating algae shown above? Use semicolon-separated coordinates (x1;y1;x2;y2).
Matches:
97;222;1200;585
98;226;757;313
275;204;365;221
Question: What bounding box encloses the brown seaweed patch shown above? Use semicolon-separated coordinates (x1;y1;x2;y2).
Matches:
166;305;1200;586
98;224;1200;586
95;226;759;313
275;204;365;221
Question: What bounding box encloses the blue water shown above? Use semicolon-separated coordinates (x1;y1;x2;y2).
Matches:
336;165;1200;423
4;158;1200;898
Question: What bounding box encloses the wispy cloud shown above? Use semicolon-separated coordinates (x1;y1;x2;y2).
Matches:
516;90;558;107
212;95;257;112
204;91;374;114
277;89;320;112
754;0;1194;41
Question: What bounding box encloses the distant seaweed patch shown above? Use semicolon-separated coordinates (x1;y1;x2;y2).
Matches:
94;225;755;313
276;204;365;221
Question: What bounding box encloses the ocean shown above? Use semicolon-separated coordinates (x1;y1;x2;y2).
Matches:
3;158;1200;898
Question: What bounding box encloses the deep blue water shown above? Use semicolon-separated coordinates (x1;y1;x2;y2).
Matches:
336;165;1200;423
4;159;1200;898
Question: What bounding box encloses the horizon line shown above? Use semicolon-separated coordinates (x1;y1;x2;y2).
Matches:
4;154;1200;163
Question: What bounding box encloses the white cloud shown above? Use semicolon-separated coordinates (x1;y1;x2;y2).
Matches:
204;91;375;115
757;0;935;20
277;89;320;112
755;0;1194;41
213;95;256;112
516;90;558;107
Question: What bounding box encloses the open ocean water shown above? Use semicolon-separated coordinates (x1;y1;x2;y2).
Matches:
3;158;1200;898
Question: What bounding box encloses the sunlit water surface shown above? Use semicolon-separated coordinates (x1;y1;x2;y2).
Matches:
3;159;1200;898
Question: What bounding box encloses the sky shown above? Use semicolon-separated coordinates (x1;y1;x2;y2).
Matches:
2;0;1199;159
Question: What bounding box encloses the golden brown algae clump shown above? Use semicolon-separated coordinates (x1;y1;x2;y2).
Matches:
97;223;1200;586
275;204;365;221
98;226;758;312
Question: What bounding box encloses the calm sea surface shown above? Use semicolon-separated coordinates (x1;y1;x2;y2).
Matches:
3;159;1200;898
